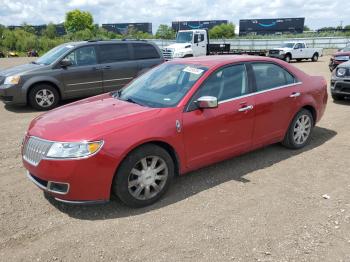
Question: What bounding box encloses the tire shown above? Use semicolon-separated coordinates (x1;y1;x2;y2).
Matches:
28;84;59;110
296;59;302;62
113;144;175;208
284;54;291;63
184;54;193;58
331;93;344;101
282;109;314;149
312;53;319;62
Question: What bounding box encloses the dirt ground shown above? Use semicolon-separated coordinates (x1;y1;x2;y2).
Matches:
0;56;349;262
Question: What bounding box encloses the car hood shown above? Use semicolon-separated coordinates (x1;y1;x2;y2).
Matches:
164;43;191;51
0;63;48;77
28;94;161;141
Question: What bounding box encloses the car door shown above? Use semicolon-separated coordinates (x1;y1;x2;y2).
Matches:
131;43;164;76
183;64;255;169
193;33;207;57
60;45;103;98
98;43;138;93
293;43;304;59
249;62;301;148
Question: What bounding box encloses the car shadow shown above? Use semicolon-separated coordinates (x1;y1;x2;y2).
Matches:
333;97;350;105
45;126;337;220
4;99;78;114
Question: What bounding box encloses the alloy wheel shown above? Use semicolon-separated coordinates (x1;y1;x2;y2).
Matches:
35;89;55;108
293;114;312;145
128;156;168;200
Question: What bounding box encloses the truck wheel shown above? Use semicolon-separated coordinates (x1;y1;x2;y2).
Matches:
28;84;59;111
312;53;319;62
113;144;175;208
296;59;302;62
284;54;291;63
184;54;193;58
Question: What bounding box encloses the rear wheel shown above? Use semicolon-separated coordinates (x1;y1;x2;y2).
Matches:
296;59;302;62
28;84;59;110
282;109;314;149
312;53;319;62
113;144;174;208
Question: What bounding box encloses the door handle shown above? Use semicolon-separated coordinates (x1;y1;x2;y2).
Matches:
238;105;254;112
289;92;301;98
103;66;111;70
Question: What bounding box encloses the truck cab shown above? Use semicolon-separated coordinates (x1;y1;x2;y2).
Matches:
162;30;208;60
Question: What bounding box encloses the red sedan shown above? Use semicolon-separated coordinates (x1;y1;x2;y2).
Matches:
22;56;328;207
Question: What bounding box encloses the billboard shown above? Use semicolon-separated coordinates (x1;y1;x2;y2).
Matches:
239;18;305;35
102;23;152;35
172;20;228;31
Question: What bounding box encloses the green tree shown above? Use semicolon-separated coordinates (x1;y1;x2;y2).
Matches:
43;23;57;39
64;9;94;33
303;25;311;31
155;24;175;39
21;22;35;34
209;23;235;39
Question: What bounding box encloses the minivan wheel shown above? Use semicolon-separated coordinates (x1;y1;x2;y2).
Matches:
113;144;174;208
29;84;59;110
282;109;314;149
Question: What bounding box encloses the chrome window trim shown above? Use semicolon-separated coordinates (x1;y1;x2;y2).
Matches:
218;81;302;105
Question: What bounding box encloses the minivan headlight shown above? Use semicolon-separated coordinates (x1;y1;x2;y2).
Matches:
4;75;21;85
336;68;347;77
46;141;103;159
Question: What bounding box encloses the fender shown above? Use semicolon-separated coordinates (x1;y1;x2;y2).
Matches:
21;76;65;99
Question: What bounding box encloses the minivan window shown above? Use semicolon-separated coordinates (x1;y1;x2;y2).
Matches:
99;44;130;63
252;63;295;91
36;45;73;65
63;46;97;66
132;43;160;60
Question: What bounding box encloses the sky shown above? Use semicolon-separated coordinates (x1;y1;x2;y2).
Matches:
0;0;349;33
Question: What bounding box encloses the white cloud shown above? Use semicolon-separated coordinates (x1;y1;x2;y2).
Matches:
0;0;349;31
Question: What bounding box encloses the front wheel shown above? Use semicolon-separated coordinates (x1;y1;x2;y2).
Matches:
284;54;291;63
282;109;314;149
28;84;59;110
113;144;174;208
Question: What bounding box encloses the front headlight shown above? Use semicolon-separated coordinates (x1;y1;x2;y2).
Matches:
46;141;103;159
336;67;347;77
4;75;21;85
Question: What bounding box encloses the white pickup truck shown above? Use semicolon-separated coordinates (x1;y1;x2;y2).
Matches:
268;42;323;63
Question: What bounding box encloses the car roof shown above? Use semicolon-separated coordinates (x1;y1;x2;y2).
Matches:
168;55;282;68
66;40;155;47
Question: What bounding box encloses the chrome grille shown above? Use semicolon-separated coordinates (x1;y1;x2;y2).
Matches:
23;137;53;166
162;48;174;60
269;50;280;55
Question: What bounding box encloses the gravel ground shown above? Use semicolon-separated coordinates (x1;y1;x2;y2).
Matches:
0;56;349;262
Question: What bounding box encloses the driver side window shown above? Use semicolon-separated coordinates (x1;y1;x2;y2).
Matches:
63;46;97;67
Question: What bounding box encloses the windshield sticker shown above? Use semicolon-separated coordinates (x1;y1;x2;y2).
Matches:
65;45;74;49
183;66;204;75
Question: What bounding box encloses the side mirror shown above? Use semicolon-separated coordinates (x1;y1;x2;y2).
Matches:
294;45;299;49
194;35;199;44
60;59;72;68
196;96;218;109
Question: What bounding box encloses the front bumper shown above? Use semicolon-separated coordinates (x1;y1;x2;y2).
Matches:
329;59;348;72
330;78;350;96
23;150;117;203
268;53;285;60
0;84;26;105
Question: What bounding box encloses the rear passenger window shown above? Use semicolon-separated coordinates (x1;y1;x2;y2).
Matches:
252;63;295;92
132;43;160;59
99;44;130;63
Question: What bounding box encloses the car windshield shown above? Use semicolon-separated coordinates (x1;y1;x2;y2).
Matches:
176;32;193;43
281;43;295;48
115;63;207;108
36;45;74;65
